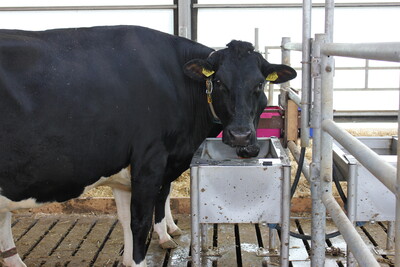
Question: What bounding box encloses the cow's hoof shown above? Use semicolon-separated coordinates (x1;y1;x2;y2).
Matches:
169;228;182;237
160;239;178;249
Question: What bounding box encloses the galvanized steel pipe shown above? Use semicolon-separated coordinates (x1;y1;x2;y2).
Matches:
310;34;326;267
322;119;397;194
324;0;334;43
300;0;312;148
282;42;302;52
281;37;292;89
280;165;291;267
322;192;380;267
395;88;400;266
321;42;400;62
190;166;201;267
264;46;275;106
346;163;358;267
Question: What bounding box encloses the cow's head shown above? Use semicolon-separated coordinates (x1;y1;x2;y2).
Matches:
184;40;296;157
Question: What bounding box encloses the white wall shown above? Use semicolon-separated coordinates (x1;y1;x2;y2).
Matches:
0;0;398;111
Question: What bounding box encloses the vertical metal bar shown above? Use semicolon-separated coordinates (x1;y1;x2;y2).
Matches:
178;0;191;39
301;0;312;148
280;165;291;267
201;223;208;252
325;0;334;42
386;221;395;251
346;163;357;267
269;228;278;251
281;37;291;89
191;0;198;41
264;46;274;106
395;75;400;266
364;60;370;90
310;34;326;267
190;166;201;267
255;28;259;52
320;28;335;266
320;43;334;190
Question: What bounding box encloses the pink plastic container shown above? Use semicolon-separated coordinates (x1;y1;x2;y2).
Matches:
217;106;282;138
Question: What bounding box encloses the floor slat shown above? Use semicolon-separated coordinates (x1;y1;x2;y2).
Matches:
0;213;393;266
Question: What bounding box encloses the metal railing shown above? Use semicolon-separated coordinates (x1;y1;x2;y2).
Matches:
281;0;399;266
284;37;400;267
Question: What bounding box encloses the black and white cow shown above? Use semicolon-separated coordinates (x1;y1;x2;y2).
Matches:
0;25;296;266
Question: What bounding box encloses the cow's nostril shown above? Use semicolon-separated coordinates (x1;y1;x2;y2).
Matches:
228;129;251;146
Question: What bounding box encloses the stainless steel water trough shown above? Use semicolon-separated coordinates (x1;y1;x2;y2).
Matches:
333;136;397;222
190;137;291;266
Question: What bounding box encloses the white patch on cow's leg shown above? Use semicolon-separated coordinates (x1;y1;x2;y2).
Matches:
0;212;26;267
113;188;134;267
132;260;147;267
165;190;181;237
154;218;177;249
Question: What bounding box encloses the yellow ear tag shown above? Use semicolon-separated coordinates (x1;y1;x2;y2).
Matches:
266;72;279;82
202;68;215;77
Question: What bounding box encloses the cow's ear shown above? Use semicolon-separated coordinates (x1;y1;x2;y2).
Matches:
262;63;297;84
184;59;215;81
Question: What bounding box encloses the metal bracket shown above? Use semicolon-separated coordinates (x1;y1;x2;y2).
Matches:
311;57;321;78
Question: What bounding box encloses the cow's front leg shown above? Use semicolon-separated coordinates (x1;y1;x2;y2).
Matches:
0;212;26;267
130;153;167;267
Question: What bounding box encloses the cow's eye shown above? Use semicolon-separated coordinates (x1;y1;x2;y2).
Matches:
257;82;265;92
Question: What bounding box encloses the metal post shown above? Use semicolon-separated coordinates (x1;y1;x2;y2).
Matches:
281;37;291;89
325;0;334;42
178;0;191;39
320;36;334;192
346;163;357;267
280;165;291;267
254;28;259;52
395;76;400;266
201;223;208;252
310;34;326;267
269;228;278;251
190;166;201;267
264;46;274;106
364;60;370;90
301;0;312;148
386;221;395;251
320;28;335;266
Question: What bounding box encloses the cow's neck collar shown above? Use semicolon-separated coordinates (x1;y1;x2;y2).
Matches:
205;78;221;124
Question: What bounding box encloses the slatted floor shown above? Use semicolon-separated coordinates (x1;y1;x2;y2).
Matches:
0;213;394;266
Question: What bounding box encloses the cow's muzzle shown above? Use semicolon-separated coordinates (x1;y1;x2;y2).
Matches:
226;128;252;147
236;144;260;158
223;126;260;158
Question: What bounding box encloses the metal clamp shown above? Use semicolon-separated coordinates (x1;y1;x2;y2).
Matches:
311;57;321;78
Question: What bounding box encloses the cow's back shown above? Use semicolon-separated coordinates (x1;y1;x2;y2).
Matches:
0;26;209;203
